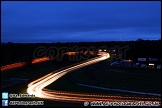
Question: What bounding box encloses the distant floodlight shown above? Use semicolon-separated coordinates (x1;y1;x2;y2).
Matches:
149;63;154;66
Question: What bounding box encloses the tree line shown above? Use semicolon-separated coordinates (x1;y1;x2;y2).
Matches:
1;40;161;65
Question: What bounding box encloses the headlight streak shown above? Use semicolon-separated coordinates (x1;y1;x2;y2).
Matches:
27;52;160;103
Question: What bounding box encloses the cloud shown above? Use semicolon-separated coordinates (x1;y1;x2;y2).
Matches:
1;1;161;42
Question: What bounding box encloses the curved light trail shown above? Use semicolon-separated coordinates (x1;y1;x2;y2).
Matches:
27;52;161;104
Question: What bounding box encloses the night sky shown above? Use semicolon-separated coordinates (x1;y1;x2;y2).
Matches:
2;1;161;43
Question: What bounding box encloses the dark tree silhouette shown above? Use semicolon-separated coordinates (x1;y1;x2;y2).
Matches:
1;40;161;66
136;38;144;41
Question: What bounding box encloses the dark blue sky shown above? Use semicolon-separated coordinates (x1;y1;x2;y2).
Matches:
2;1;161;43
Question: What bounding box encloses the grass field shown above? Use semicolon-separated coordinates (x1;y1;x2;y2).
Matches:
70;65;161;94
46;72;154;97
1;61;60;81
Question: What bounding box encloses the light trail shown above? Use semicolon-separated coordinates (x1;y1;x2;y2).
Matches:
1;62;26;71
27;52;161;103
